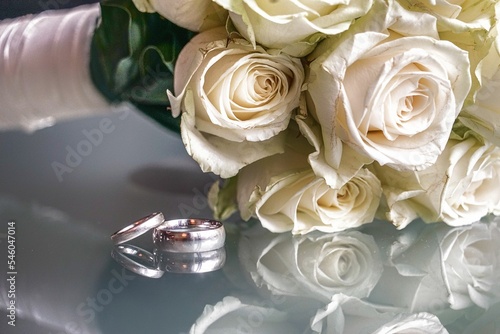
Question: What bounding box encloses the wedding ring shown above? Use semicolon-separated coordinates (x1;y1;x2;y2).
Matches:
111;212;165;245
155;248;226;274
153;219;225;253
111;244;164;278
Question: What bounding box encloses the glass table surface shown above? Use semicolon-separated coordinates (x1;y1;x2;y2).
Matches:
1;107;500;334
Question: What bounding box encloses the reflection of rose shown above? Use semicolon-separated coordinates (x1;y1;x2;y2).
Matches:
370;312;449;334
369;219;500;314
169;27;304;177
307;1;470;171
367;222;451;313
189;296;304;334
214;0;374;56
458;300;500;334
310;294;448;334
240;227;383;302
440;221;500;310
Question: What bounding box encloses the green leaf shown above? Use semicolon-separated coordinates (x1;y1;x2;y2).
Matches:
208;177;239;221
126;46;175;104
114;57;139;92
89;0;194;133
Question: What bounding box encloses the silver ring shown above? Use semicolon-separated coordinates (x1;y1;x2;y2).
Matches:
153;219;225;253
111;212;165;245
111;244;164;278
155;248;226;274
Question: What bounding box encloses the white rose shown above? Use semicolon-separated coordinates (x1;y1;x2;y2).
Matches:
295;113;374;190
414;0;499;117
439;138;500;225
396;0;498;33
239;226;383;303
168;27;304;177
235;121;381;234
235;123;314;220
460;11;500;147
189;296;304;334
310;294;448;334
214;0;374;57
132;0;227;32
237;143;381;234
376;134;500;228
440;220;500;310
253;168;381;234
307;0;471;171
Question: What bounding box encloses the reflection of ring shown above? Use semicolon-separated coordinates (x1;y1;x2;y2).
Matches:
155;248;226;274
111;212;165;245
111;244;164;278
153;219;225;253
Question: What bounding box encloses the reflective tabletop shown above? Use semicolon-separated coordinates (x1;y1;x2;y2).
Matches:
1;107;500;334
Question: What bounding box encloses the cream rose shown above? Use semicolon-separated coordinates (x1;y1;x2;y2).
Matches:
439;138;500;225
310;294;449;334
396;0;497;32
460;12;500;147
440;220;500;310
214;0;374;57
168;27;304;177
307;0;471;171
400;0;498;113
376;134;500;229
252;168;381;234
234;120;381;234
132;0;227;32
236;133;382;234
239;227;383;302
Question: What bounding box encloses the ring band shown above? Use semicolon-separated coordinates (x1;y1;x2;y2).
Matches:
155;248;226;274
111;212;165;245
153;219;225;253
111;244;164;278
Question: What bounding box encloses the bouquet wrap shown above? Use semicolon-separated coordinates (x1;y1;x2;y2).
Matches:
0;4;109;132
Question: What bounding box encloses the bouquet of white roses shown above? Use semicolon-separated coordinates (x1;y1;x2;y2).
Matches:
2;0;500;235
161;0;500;234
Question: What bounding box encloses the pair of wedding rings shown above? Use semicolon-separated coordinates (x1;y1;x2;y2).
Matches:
110;212;226;277
110;212;226;253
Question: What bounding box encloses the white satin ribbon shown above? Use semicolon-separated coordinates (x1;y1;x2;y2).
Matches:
0;4;110;132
